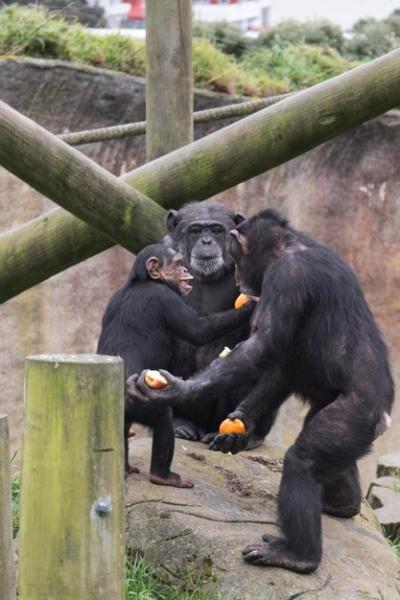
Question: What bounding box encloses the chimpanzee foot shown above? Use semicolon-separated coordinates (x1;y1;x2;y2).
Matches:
242;535;319;573
150;471;194;488
322;502;360;518
174;418;205;441
125;464;140;475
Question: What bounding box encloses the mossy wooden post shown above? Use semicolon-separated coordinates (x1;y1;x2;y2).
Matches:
146;0;193;160
19;355;125;600
0;415;16;600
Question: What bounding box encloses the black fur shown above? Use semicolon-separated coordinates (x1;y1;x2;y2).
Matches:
142;211;394;570
167;201;267;443
97;243;252;482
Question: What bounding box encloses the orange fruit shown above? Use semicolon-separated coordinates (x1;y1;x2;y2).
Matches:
234;293;250;309
219;418;246;435
144;370;168;389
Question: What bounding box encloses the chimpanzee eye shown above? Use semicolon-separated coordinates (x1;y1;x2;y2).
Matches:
189;225;202;235
210;225;224;235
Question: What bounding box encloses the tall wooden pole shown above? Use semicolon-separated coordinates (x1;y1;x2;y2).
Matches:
146;0;193;161
0;416;16;600
19;355;125;600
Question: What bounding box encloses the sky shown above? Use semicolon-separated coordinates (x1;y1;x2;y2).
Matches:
270;0;400;30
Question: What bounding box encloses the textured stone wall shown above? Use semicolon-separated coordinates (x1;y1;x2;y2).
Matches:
0;58;398;485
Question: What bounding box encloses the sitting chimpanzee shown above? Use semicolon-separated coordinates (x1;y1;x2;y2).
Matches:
132;210;394;571
97;243;253;488
166;201;273;446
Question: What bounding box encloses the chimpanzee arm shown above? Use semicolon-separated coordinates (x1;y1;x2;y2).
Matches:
163;292;254;346
136;261;308;405
209;367;292;454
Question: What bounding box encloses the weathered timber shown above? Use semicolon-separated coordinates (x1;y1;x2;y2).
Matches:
0;99;165;251
19;354;125;600
0;416;16;600
146;0;193;160
2;49;400;301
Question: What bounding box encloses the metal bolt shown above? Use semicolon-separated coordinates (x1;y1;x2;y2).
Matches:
95;498;112;517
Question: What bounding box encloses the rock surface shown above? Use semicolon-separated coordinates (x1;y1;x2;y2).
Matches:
125;438;400;600
377;453;400;478
367;476;400;540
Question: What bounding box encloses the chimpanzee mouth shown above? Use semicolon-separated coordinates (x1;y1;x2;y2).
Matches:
190;256;225;276
179;278;193;294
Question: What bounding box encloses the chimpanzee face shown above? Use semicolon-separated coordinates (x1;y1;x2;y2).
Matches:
167;204;245;282
146;248;194;296
186;221;228;278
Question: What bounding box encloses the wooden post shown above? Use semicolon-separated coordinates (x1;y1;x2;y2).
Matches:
19;355;125;600
0;416;16;600
146;0;193;160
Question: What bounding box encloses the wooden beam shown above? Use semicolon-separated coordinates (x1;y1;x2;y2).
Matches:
2;49;400;301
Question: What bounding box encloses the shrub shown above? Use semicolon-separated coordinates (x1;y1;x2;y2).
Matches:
193;20;251;58
241;44;355;90
345;21;397;59
259;19;345;53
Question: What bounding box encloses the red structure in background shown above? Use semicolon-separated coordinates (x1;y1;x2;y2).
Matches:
122;0;145;27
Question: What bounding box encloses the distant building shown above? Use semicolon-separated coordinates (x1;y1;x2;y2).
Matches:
86;0;130;28
89;0;270;32
192;0;270;32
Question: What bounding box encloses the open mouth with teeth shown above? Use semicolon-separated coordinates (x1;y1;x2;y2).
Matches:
179;276;193;295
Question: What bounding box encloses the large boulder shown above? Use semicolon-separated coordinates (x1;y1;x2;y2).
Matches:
125;438;400;600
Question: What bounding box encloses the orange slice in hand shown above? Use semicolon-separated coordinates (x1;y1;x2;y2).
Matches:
144;370;168;389
219;418;246;435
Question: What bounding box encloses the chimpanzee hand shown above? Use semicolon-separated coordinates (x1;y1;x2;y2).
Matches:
132;369;190;405
208;410;253;455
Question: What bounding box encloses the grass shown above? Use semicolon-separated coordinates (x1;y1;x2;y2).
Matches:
388;538;400;561
0;4;360;97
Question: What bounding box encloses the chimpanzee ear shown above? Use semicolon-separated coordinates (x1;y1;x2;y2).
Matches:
233;212;245;226
230;229;248;255
146;257;161;280
167;209;179;232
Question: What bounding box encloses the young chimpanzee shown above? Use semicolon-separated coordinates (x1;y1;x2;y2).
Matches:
133;211;394;570
97;243;253;488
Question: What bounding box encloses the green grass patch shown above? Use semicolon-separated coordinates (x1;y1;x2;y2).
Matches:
0;4;361;96
11;472;20;538
125;554;218;600
388;538;400;561
240;44;356;91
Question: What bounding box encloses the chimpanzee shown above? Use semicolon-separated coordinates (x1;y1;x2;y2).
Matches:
132;210;394;572
97;243;253;488
166;201;273;446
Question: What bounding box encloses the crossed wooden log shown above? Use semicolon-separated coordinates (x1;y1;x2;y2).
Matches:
1;48;400;303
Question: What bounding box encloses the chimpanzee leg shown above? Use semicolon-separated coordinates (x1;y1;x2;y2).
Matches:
124;418;140;475
299;404;361;517
322;462;361;518
242;393;376;573
149;406;193;488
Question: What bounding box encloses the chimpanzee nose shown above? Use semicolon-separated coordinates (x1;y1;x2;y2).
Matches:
201;237;212;245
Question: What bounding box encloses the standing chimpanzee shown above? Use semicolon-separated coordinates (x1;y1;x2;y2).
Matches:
132;210;394;572
166;201;274;446
97;243;253;488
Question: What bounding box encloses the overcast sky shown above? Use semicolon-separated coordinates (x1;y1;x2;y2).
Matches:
270;0;399;30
